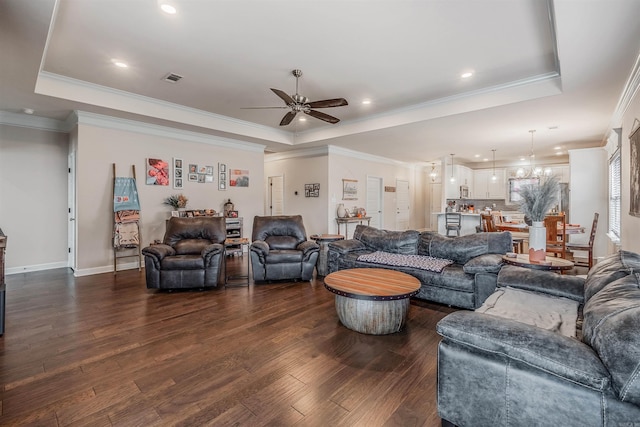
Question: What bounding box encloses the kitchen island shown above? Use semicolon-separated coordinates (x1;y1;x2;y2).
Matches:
435;212;481;236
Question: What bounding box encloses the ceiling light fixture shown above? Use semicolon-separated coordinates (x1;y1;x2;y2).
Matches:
430;162;437;182
299;117;307;122
362;99;371;105
461;72;473;79
516;130;542;178
111;59;128;68
491;149;497;182
449;154;456;183
22;108;34;115
159;2;177;14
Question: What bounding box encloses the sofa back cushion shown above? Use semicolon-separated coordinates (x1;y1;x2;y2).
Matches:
582;251;640;405
164;217;226;248
252;215;307;249
584;250;640;302
418;231;512;264
353;225;419;254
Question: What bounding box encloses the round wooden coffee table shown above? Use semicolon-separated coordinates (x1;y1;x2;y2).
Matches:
502;254;574;272
323;268;420;335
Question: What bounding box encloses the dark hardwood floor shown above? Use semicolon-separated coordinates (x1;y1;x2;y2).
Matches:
0;257;456;426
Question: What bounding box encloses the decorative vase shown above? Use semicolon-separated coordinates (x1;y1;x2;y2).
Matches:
337;203;346;218
528;221;546;262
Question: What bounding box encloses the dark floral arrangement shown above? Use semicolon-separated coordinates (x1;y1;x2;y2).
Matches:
517;175;560;222
164;193;188;209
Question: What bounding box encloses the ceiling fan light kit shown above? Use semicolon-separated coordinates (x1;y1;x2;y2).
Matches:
245;69;348;126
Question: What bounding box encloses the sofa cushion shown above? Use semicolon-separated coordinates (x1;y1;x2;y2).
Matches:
584;250;640;302
265;249;304;263
173;239;212;255
352;225;419;254
418;231;512;264
582;271;640;405
463;254;504;274
265;235;299;250
161;254;205;270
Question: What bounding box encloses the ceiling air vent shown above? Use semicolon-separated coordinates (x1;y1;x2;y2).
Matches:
163;73;183;83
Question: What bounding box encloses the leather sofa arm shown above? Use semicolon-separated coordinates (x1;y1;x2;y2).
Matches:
328;239;365;255
202;243;223;265
437;311;611;391
250;240;270;263
142;244;175;261
497;265;585;302
297;240;320;259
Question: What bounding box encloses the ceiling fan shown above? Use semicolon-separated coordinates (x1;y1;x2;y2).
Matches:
243;69;348;126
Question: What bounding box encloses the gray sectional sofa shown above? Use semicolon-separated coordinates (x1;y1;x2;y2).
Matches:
437;250;640;426
327;225;513;309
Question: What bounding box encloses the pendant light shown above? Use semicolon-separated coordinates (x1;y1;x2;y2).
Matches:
429;162;437;182
491;149;497;182
449;154;456;183
516;130;542;178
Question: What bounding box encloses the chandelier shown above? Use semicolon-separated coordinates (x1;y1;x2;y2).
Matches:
449;154;456;183
516;130;543;178
491;149;497;182
429;162;438;182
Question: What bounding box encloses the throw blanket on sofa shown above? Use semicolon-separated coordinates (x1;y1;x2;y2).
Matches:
476;287;579;337
357;251;454;273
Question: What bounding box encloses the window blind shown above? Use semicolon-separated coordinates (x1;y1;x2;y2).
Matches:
609;149;621;238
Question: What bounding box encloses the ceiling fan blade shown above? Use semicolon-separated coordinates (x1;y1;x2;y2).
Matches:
271;88;294;105
280;111;297;126
307;98;348;108
306;109;340;124
240;106;288;109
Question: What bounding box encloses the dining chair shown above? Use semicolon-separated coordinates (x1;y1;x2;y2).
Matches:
544;212;566;258
480;213;497;232
445;212;462;237
566;212;599;269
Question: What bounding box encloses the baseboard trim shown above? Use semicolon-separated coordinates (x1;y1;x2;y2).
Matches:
74;261;142;277
6;261;69;275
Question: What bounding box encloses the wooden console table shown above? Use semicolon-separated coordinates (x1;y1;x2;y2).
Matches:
336;216;371;236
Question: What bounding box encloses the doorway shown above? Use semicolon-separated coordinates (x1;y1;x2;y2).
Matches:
366;176;383;229
396;179;410;230
268;175;284;215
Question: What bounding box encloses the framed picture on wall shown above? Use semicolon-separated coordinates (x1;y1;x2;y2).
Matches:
342;179;358;200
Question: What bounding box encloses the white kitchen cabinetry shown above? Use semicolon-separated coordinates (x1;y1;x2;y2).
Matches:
547;165;570;183
445;165;473;199
473;169;506;199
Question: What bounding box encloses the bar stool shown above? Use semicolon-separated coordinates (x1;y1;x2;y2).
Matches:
445;213;462;237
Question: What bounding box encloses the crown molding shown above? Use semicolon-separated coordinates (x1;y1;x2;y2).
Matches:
75;111;266;153
35;71;293;145
610;50;640;127
265;146;329;162
0;111;69;132
328;145;411;167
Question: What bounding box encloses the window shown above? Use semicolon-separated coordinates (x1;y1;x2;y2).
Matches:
609;148;621;239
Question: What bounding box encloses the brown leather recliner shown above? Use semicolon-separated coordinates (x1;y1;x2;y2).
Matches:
142;217;226;289
250;215;319;282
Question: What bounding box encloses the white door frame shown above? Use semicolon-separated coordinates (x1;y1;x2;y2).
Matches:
67;151;76;271
268;175;284;215
366;175;383;229
395;179;410;230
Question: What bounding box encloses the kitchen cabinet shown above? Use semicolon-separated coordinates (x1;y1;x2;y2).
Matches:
547;165;570;183
445;165;473;199
473;168;506;199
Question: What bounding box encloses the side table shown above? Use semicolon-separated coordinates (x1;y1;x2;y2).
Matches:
502;254;574;273
224;237;250;286
310;234;344;276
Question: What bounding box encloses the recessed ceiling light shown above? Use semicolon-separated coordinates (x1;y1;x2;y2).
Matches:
461;71;473;79
111;59;128;68
22;108;34;115
474;154;480;158
362;99;371;105
160;3;177;14
519;157;526;161
299;117;307;122
556;151;563;155
554;146;561;150
483;158;489;162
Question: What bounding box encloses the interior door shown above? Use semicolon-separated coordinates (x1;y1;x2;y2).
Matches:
269;175;284;215
67;151;76;271
366;176;383;229
430;183;442;230
396;179;410;230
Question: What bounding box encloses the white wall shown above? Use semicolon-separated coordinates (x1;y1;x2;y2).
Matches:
0;124;69;272
568;147;608;259
264;151;329;237
620;84;640;253
327;147;422;237
74;113;265;275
